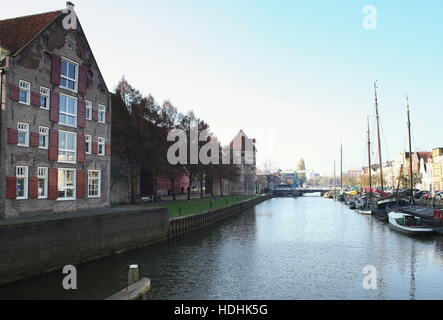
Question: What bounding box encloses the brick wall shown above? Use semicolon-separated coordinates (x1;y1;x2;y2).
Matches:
0;207;169;286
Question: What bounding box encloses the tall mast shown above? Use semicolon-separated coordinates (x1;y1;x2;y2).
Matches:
407;97;414;204
374;81;384;191
367;116;372;194
334;160;336;191
340;144;343;190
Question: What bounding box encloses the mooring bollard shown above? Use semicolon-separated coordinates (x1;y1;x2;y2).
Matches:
128;264;139;287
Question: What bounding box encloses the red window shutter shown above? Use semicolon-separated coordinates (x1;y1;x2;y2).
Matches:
30;132;40;147
78;65;88;94
78;99;86;128
106;112;111;124
77;134;85;163
92;108;98;121
51;54;61;85
31;92;41;107
76;170;85;199
6;177;17;199
29;177;39;199
50;91;59;122
92;142;98;155
106;144;111;156
9;85;19;101
49;130;59;161
7;128;18;144
48;168;58;200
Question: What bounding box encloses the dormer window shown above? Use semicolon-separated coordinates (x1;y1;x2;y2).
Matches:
60;57;78;92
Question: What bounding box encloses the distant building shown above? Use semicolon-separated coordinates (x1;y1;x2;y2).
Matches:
432;148;443;191
229;130;257;196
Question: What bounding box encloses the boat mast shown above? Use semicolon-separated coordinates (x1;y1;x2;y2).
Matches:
367;116;372;194
340;144;343;190
407;97;415;204
334;160;336;191
374;82;384;191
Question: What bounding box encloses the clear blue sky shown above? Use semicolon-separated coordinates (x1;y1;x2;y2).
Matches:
2;1;443;175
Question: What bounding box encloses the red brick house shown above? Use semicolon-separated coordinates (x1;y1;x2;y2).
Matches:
0;5;111;219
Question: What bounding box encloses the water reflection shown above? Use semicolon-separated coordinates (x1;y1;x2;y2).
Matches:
0;197;443;300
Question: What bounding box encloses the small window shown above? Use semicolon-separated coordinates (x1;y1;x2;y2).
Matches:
39;127;49;149
16;166;28;200
98;137;105;156
60;57;78;92
38;167;48;199
85;101;92;120
88;170;101;198
98;105;106;123
17;122;29;147
58;131;77;163
19;80;30;105
40;87;50;110
85;135;92;154
58;169;76;200
59;94;77;127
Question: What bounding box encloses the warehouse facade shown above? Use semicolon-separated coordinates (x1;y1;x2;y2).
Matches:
0;7;111;219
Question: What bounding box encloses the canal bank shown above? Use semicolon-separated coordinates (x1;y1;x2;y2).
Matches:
0;195;270;287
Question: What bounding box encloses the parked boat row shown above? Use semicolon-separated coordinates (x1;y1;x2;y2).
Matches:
327;86;442;236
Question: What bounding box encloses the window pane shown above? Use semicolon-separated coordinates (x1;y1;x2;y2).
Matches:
61;60;68;76
59;133;66;149
66;189;74;198
60;78;67;88
68;63;76;79
59;95;66;112
18;132;26;145
66;171;74;187
19;91;27;103
67;98;75;114
38;179;45;197
17;178;25;197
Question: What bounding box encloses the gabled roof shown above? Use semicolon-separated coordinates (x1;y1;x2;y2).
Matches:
0;10;62;55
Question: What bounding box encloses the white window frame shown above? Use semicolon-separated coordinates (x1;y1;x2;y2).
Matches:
19;80;31;105
57;168;76;201
58;130;77;164
38;167;48;199
16;166;29;200
60;57;79;93
85;135;92;155
59;93;78;128
39;126;49;149
88;170;101;198
17;122;29;147
98;105;106;124
40;87;50;110
98;137;105;156
85;101;92;120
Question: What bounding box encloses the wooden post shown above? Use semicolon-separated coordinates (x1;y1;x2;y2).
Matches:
128;265;139;287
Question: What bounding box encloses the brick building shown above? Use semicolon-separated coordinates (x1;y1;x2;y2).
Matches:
0;6;111;219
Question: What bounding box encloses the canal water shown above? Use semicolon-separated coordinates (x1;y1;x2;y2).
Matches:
1;196;443;300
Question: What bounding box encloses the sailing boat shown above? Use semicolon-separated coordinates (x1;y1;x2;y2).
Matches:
387;98;434;235
369;83;410;219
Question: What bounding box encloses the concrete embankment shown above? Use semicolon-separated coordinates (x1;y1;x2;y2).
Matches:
168;195;271;239
0;207;169;287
